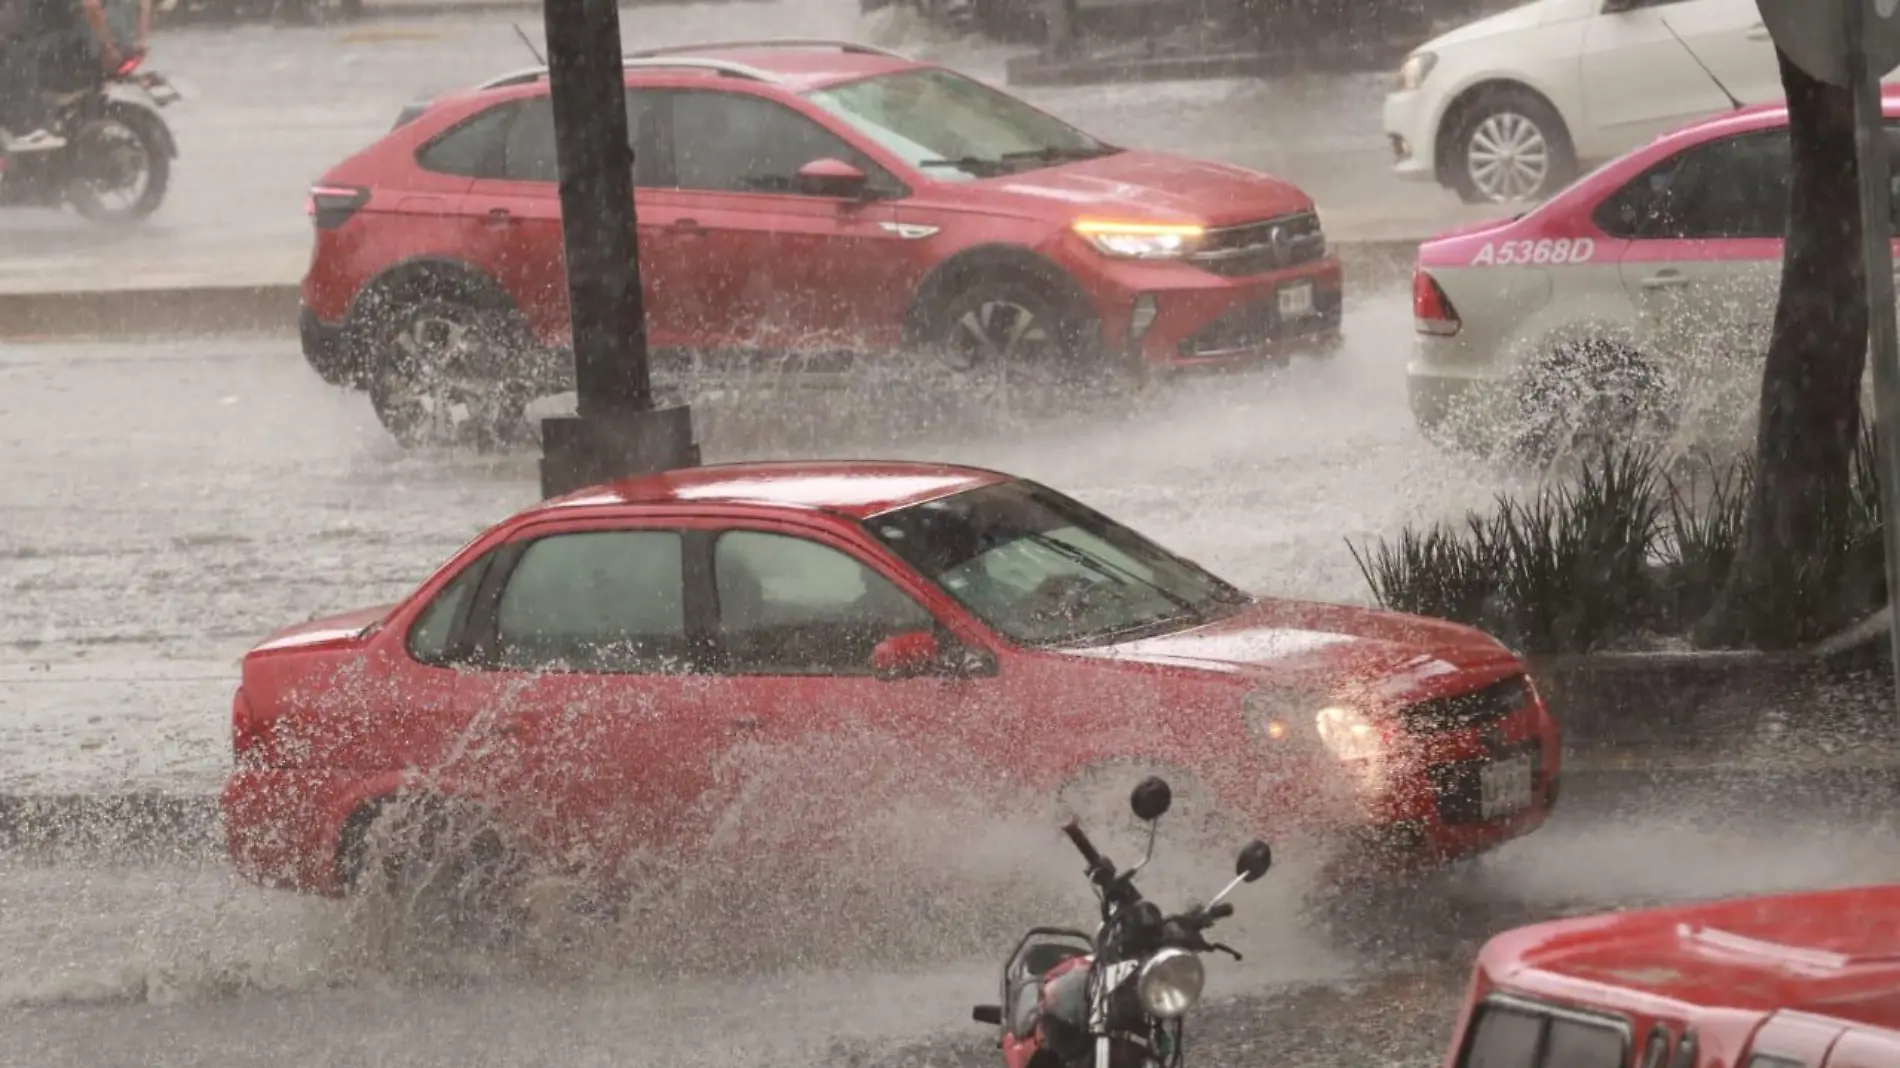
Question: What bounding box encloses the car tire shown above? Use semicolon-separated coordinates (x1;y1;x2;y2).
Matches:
342;796;531;948
366;294;538;452
1445;87;1577;206
1508;340;1674;466
922;275;1130;406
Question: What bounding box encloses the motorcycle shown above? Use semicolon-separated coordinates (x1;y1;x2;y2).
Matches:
0;0;182;224
971;776;1274;1068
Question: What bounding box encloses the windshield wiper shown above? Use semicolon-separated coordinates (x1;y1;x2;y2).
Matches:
1024;532;1199;617
998;145;1117;164
916;155;1013;177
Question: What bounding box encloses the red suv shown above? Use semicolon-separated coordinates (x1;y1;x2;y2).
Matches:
300;39;1344;447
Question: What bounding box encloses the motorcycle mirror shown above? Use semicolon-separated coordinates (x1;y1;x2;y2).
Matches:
1236;840;1273;882
1129;777;1173;822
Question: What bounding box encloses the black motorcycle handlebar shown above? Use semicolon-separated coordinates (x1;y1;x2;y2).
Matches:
1060;818;1105;871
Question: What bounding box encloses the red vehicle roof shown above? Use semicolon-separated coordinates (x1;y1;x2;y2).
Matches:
542;459;1013;519
1485;883;1900;1022
656;46;921;91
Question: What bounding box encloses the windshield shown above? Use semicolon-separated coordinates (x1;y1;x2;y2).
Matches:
864;480;1250;647
804;67;1118;182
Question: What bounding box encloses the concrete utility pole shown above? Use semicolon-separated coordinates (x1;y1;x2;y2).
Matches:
536;0;698;500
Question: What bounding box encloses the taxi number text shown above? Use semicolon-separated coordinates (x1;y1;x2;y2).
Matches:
1471;238;1597;267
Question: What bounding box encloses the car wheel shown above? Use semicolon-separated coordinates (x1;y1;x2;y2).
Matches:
1447;88;1576;206
346;797;532;949
367;296;537;451
1509;340;1674;466
923;276;1126;408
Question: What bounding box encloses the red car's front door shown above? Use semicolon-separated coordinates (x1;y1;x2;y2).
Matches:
681;520;1007;852
659;88;913;355
446;518;726;880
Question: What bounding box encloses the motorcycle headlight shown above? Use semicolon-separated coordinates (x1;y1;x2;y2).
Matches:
1395;51;1437;92
1072;220;1206;260
1315;704;1381;761
1137;947;1205;1019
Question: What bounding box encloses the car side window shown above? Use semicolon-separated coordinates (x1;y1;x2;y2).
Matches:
668;89;886;196
1464;1004;1546;1068
500;90;664;185
712;530;932;675
1544;1018;1627;1068
1595;131;1792;241
416;104;516;178
406;551;493;664
1746;1056;1807;1068
491;530;689;674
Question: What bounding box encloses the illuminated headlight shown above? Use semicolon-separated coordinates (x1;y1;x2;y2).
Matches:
1315;705;1381;761
1395;51;1437;92
1073;220;1205;260
1137;947;1205;1019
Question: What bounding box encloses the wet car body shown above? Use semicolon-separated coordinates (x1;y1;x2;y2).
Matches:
297;40;1344;445
220;461;1559;896
1448;884;1900;1068
1406;87;1900;438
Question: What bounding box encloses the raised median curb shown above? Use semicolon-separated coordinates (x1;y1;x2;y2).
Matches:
0;239;1425;345
1003;39;1411;89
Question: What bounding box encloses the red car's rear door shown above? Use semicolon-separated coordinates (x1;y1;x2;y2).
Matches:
447;517;723;879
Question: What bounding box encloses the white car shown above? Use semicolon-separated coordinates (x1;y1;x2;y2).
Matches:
1383;0;1802;205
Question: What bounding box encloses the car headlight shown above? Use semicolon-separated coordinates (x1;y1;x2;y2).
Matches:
1395;51;1437;92
1072;219;1205;260
1137;947;1205;1019
1315;704;1381;761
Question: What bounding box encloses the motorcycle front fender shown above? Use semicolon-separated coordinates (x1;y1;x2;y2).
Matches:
98;88;178;158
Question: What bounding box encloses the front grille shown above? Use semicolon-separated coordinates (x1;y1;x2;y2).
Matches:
1179;286;1342;357
1398;674;1531;735
1190;211;1327;278
1429;739;1546;825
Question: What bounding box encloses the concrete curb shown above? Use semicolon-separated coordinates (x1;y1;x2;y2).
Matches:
1002;39;1411;89
4;754;1896;858
0;239;1424;344
150;0;770;28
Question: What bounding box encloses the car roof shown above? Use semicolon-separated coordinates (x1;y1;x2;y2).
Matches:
464;39;925;101
1655;83;1900;151
538;459;1015;519
1483;883;1900;1024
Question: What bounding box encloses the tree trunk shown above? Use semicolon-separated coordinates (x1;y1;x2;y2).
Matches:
1694;46;1870;650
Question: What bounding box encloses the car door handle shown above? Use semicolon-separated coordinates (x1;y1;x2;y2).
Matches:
1747;22;1770;40
730;716;761;732
1642;270;1691;291
484;207;515;226
667;218;706;235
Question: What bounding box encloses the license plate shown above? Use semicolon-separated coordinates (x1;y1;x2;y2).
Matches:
1478;754;1534;820
1278;281;1315;320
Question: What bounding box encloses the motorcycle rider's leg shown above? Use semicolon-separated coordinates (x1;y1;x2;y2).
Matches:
0;36;65;152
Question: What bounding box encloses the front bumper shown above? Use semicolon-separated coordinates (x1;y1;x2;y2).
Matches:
1383;88;1438;184
1090;254;1347;371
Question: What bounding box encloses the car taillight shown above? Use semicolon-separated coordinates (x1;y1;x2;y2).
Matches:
1413;267;1461;336
306;185;370;232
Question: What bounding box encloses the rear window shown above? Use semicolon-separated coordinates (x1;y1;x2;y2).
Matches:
1461;1000;1630;1068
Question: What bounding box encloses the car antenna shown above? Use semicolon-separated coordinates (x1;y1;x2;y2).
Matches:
512;22;546;66
1661;15;1744;111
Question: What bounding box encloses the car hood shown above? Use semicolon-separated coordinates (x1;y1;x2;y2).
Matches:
982;149;1314;228
1062;597;1522;703
1416;0;1579;53
250;603;397;656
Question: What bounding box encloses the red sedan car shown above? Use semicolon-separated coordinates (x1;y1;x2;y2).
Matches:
222;461;1560;899
299;39;1343;448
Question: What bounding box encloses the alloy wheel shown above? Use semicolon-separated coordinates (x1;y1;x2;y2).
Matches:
1466;111;1551;203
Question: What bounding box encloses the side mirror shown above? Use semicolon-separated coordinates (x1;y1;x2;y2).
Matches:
1236;840;1272;883
1128;776;1173;822
872;629;940;680
795;157;870;199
